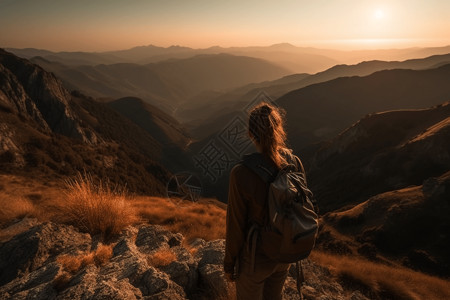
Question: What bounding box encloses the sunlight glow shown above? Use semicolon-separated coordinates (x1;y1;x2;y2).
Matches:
374;9;385;20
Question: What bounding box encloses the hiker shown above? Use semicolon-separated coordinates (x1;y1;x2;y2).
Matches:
224;102;310;300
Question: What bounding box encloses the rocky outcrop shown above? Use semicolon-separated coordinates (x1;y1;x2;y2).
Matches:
0;222;92;286
0;49;97;144
0;221;369;300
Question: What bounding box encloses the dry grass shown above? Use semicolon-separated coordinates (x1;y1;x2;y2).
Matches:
311;251;450;300
57;244;114;274
133;196;226;242
147;248;177;267
54;244;113;291
57;173;137;238
0;174;226;242
0;195;38;226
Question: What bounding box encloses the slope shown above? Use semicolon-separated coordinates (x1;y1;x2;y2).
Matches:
278;64;450;150
309;102;450;212
183;53;450;137
0;49;186;195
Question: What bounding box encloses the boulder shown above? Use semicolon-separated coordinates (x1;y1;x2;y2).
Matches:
0;222;91;286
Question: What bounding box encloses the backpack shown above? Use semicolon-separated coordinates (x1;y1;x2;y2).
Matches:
242;150;319;297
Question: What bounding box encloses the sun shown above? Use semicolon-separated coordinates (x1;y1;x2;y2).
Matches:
374;9;385;20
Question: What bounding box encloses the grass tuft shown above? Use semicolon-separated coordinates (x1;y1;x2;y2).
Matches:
148;248;177;267
57;244;114;274
59;172;137;238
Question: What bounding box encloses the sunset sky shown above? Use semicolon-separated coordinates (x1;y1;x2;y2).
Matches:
1;0;449;51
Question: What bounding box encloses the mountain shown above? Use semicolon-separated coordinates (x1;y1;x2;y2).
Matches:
309;102;450;212
148;53;290;96
186;65;450;204
6;48;123;66
0;49;191;195
8;44;450;74
29;57;183;112
180;53;450;134
107;97;190;148
319;171;450;277
279;64;450;151
308;102;450;277
29;53;290;114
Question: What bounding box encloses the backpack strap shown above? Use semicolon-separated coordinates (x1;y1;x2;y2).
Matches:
241;153;278;183
296;261;305;300
241;153;277;273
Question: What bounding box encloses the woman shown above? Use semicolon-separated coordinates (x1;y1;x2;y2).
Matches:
224;102;305;300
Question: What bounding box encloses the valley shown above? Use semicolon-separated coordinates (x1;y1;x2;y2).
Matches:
1;44;449;299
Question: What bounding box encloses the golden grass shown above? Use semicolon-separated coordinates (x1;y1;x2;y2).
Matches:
54;244;113;291
311;251;450;300
147;248;177;267
58;173;137;238
133;196;226;242
0;195;38;226
0;174;226;245
57;244;114;274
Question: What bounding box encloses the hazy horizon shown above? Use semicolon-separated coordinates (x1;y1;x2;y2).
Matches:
1;0;450;52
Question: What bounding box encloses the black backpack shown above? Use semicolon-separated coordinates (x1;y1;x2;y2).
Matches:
242;150;319;297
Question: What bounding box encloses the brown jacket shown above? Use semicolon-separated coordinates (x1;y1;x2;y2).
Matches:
224;150;303;274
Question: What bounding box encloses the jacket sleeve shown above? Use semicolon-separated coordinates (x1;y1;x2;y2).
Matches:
224;165;248;274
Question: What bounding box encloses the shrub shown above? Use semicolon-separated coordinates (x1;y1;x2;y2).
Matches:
59;172;137;238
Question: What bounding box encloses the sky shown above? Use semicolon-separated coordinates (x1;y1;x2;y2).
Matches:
1;0;449;52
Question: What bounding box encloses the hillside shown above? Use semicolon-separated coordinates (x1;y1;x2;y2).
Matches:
183;53;450;139
279;64;450;151
149;53;290;96
107;97;191;148
29;53;290;114
309;102;450;212
29;57;183;112
0;49;189;195
318;171;450;278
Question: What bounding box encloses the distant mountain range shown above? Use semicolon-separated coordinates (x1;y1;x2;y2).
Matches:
7;43;450;73
181;53;450;134
28;53;290;113
189;57;450;150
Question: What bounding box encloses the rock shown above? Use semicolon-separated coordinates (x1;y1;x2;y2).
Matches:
0;222;91;286
195;239;229;299
198;264;228;298
189;238;206;249
0;262;60;300
0;217;40;242
196;239;225;267
0;220;374;299
159;246;198;292
57;265;143;300
135;225;178;253
0;49;98;143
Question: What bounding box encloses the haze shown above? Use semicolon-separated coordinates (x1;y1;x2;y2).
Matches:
1;0;450;51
